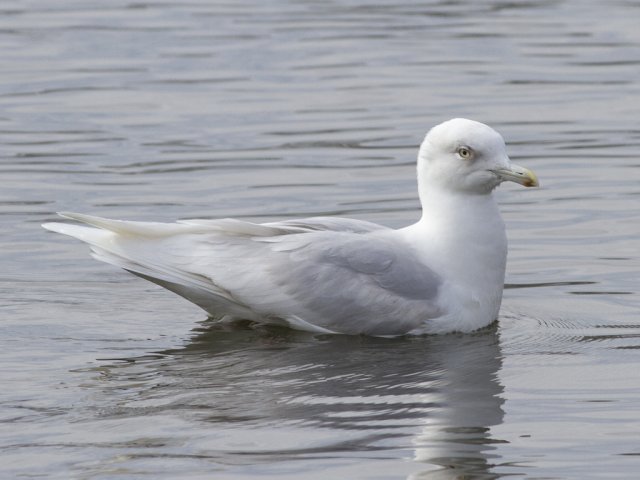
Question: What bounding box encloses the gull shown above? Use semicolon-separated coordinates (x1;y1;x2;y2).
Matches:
43;118;538;336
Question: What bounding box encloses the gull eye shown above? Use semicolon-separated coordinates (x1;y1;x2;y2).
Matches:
457;146;473;160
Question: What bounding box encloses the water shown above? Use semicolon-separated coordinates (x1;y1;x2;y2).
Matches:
1;1;639;478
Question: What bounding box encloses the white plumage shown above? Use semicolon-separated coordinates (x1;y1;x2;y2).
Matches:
43;118;538;336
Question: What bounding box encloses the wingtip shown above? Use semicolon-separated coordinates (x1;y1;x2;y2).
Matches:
42;212;81;232
42;222;66;234
57;211;83;220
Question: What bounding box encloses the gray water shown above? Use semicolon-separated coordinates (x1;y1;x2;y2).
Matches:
1;1;640;478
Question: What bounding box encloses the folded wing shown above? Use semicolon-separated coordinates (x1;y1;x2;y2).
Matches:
43;213;443;335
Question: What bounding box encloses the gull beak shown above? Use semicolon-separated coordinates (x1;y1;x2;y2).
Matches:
491;163;539;187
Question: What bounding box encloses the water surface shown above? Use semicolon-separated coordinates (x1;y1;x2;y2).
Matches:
1;1;640;478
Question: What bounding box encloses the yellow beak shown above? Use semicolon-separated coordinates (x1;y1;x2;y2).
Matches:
492;164;539;187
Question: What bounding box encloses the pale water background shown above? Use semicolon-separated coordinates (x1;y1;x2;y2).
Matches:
1;1;640;479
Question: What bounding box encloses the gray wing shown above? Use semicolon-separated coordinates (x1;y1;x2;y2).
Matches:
179;216;388;235
49;213;441;335
265;216;389;234
258;230;443;335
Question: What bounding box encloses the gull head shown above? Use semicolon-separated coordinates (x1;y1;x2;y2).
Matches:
417;118;538;195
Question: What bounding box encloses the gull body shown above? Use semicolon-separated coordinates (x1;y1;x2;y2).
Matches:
43;118;538;336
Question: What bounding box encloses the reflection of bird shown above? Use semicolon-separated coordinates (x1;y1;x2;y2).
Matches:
408;330;505;479
87;324;505;478
43;118;538;335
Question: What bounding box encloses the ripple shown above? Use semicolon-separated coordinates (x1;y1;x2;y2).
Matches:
505;280;596;289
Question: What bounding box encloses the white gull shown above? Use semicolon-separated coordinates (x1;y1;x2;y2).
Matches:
43;118;538;336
